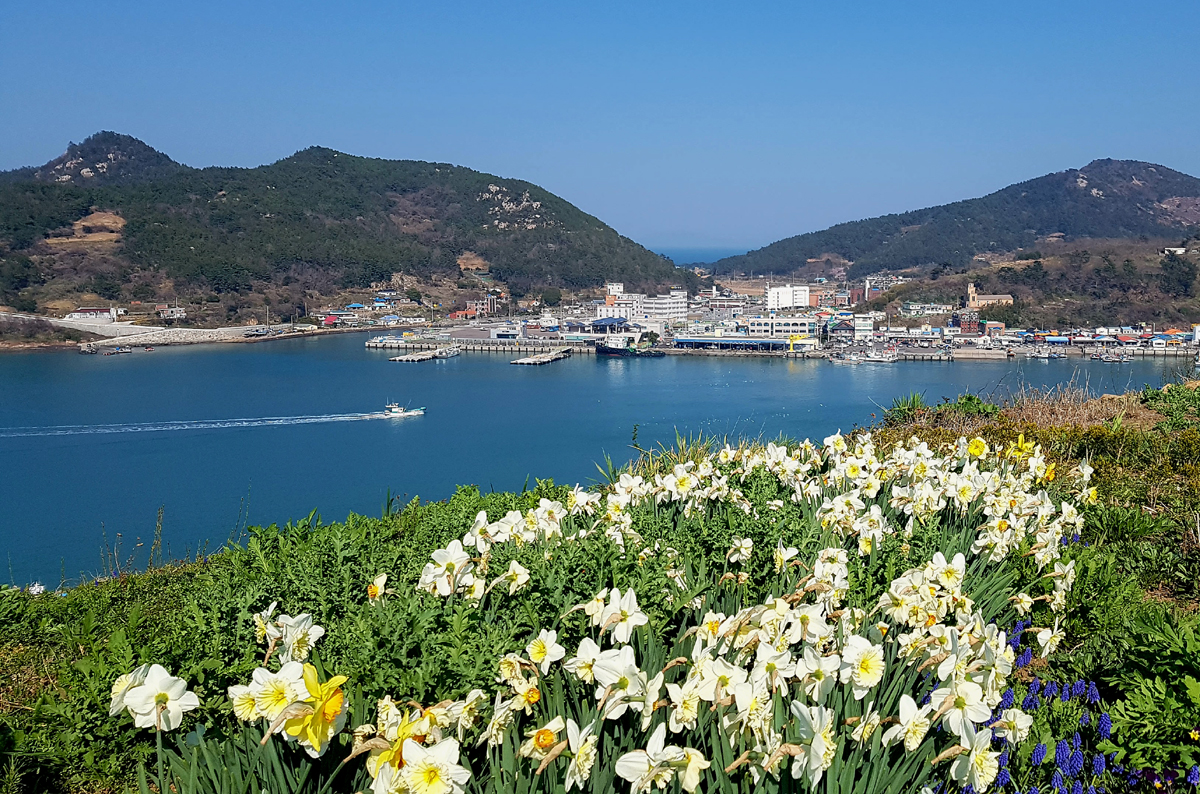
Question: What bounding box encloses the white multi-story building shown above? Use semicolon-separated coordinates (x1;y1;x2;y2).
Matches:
766;284;811;311
642;289;688;322
746;315;820;339
853;314;874;342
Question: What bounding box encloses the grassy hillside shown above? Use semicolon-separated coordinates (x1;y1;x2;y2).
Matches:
713;159;1200;279
3;385;1200;793
861;238;1200;327
0;133;694;318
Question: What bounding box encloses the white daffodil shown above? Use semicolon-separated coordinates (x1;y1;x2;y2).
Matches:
931;680;991;737
795;647;840;704
479;693;514;747
518;715;566;760
615;723;690;793
399;738;471;794
665;678;702;733
592;645;645;720
451;689;486;741
423;540;472;596
727;536;753;564
680;748;711;793
881;695;931;752
526;628;566;674
838;635;885;700
950;723;1000;793
228;684;259;721
565;718;599;791
773;540;798;572
367;573;388;605
564;637;603;683
253;601;281;644
601;587;649;644
581;588;609;625
249;661;306;723
462;510;491;552
492;560;530;595
277;613;325;663
121;664;200;732
109;663;152;716
790;702;837;787
992;707;1034;744
1012;592;1034;615
696;657;748;703
1036;617;1064;657
851;708;880;745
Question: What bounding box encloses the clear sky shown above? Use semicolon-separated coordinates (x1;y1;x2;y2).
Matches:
2;1;1198;253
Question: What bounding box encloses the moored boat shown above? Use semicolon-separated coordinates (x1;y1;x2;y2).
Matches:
595;332;664;357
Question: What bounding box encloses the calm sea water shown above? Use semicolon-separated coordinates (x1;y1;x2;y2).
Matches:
0;334;1185;585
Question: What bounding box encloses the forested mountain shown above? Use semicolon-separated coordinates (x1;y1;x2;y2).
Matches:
712;159;1200;278
0;132;687;298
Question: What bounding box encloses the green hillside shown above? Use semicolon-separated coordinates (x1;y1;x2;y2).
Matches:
0;132;688;299
713;159;1200;278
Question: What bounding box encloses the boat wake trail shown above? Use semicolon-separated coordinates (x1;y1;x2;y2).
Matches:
0;413;390;438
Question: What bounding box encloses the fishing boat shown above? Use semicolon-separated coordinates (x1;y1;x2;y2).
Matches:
862;350;897;363
829;353;862;364
434;345;461;359
1026;350;1051;360
595;332;665;357
385;403;426;417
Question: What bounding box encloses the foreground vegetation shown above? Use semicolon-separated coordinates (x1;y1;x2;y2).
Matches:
3;385;1200;793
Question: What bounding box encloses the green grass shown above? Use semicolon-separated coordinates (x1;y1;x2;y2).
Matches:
3;399;1200;793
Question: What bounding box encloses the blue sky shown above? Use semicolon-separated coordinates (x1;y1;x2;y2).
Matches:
2;1;1198;253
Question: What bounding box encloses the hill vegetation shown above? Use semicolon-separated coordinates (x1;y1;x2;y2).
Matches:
861;237;1200;327
0;132;693;318
713;159;1200;280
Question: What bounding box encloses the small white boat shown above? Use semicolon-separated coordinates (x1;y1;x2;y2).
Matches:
829;353;862;364
434;345;461;359
385;403;426;417
862;351;897;363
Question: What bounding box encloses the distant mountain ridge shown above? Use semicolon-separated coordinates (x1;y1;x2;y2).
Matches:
0;132;687;294
713;159;1200;278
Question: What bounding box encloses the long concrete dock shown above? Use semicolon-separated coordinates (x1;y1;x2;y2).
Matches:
367;337;595;354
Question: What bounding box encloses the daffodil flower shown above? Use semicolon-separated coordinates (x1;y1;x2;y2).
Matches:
227;683;259;721
250;661;306;724
615;723;688;793
838;635;885;700
490;560;530;595
283;664;348;758
881;695;931;752
367;573;388;605
518;715;566;760
277;613;325;663
121;664;200;732
600;587;649;644
727;536;753;564
526;628;566;674
564;637;602;683
109;663;152;716
1036;618;1064;657
564;718;599;791
398;737;470;794
950;723;1000;793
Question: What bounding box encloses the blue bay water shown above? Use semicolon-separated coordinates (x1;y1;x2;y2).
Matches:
0;334;1183;585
